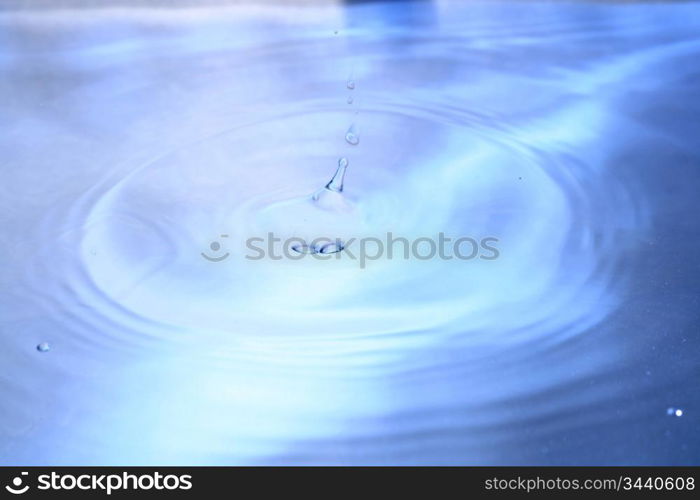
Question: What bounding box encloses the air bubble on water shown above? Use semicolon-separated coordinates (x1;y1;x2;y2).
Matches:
319;241;344;254
36;342;50;352
345;125;359;146
291;243;315;254
667;407;684;417
291;239;345;255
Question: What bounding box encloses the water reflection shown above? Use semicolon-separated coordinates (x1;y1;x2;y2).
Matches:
0;1;699;465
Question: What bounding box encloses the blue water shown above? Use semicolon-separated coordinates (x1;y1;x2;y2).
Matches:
0;1;699;465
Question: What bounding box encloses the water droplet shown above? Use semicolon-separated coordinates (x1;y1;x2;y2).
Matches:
345;125;359;146
36;342;50;352
346;80;355;90
347;96;354;104
326;158;348;192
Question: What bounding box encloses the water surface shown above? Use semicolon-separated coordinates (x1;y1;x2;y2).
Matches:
0;1;699;464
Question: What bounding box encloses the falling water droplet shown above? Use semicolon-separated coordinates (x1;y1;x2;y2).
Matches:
347;80;355;90
345;125;359;146
36;342;50;352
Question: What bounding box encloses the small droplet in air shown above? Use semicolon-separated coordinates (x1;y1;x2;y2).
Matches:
36;342;50;352
345;125;359;146
346;80;355;90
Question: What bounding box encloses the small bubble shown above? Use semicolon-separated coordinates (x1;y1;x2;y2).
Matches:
345;125;359;146
319;241;344;254
210;241;221;251
36;342;50;352
291;243;315;254
346;80;355;90
291;241;345;255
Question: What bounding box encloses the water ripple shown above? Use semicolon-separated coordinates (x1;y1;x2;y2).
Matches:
2;1;699;465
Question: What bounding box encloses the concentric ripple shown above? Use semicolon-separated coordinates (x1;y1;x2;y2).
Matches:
1;1;699;465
